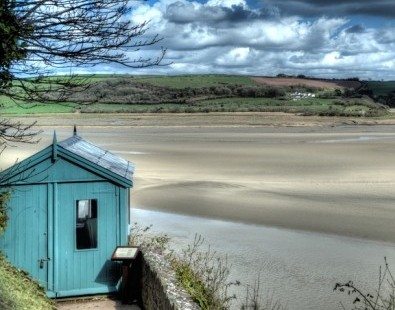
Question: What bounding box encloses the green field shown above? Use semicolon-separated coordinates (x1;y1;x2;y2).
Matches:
133;74;257;88
367;81;395;96
36;74;257;88
0;96;75;114
0;75;390;117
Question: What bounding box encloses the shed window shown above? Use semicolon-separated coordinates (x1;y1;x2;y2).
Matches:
76;199;97;250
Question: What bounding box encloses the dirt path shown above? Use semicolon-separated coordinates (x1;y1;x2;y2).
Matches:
57;298;140;310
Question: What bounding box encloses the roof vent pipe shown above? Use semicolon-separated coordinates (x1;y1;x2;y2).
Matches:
52;131;58;162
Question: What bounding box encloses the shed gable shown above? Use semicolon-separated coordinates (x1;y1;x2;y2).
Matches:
0;133;134;188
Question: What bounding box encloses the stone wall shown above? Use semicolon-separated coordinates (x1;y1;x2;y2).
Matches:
140;251;200;310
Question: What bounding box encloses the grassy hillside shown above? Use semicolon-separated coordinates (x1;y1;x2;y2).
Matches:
134;74;256;88
0;254;55;309
367;81;395;96
0;95;75;114
366;81;395;107
0;75;389;117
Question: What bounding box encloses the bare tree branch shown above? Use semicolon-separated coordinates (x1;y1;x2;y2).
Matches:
0;0;165;171
1;0;166;101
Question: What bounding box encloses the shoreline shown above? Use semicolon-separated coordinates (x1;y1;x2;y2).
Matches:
4;112;395;128
132;207;395;249
135;202;395;245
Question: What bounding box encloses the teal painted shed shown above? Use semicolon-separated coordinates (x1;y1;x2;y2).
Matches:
0;129;134;298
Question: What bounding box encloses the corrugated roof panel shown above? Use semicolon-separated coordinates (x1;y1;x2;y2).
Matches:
58;135;134;181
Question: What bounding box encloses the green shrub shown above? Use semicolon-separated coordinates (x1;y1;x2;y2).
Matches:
171;260;218;309
129;225;237;309
0;191;10;236
318;90;338;99
169;235;237;310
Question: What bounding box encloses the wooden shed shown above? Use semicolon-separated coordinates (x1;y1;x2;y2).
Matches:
0;129;134;297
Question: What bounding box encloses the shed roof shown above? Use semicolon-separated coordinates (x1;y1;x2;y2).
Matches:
0;131;134;188
58;135;134;182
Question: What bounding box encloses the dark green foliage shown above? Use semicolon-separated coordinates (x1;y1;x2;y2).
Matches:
367;81;395;97
0;1;164;104
314;102;388;117
0;1;31;89
366;81;395;107
48;78;288;105
345;77;360;81
386;92;395;107
335;89;343;96
318;90;338;99
0;191;10;236
342;88;362;98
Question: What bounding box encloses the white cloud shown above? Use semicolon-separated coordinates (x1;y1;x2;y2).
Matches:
216;47;252;66
322;52;342;66
206;0;246;8
116;0;395;80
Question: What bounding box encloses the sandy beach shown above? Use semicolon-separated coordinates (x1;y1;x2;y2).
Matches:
2;113;395;242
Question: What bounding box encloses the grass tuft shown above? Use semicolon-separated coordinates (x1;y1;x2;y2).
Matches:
0;254;55;309
170;234;237;309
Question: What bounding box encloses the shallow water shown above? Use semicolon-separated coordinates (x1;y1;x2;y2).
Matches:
132;208;395;310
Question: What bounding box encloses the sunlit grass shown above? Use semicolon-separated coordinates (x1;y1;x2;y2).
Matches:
0;96;75;114
133;74;257;88
0;254;55;309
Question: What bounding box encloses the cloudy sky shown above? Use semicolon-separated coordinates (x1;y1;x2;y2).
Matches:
97;0;395;80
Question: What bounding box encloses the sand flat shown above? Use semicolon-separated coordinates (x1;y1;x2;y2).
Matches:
2;114;395;242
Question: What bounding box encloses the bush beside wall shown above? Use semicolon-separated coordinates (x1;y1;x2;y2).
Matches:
140;250;200;310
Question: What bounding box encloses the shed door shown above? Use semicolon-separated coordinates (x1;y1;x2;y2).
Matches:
56;182;120;296
0;185;49;290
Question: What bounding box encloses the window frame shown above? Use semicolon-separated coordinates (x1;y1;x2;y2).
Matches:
75;198;99;252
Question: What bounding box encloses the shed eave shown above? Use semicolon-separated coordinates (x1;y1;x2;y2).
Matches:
0;146;52;186
57;147;133;188
0;146;133;188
